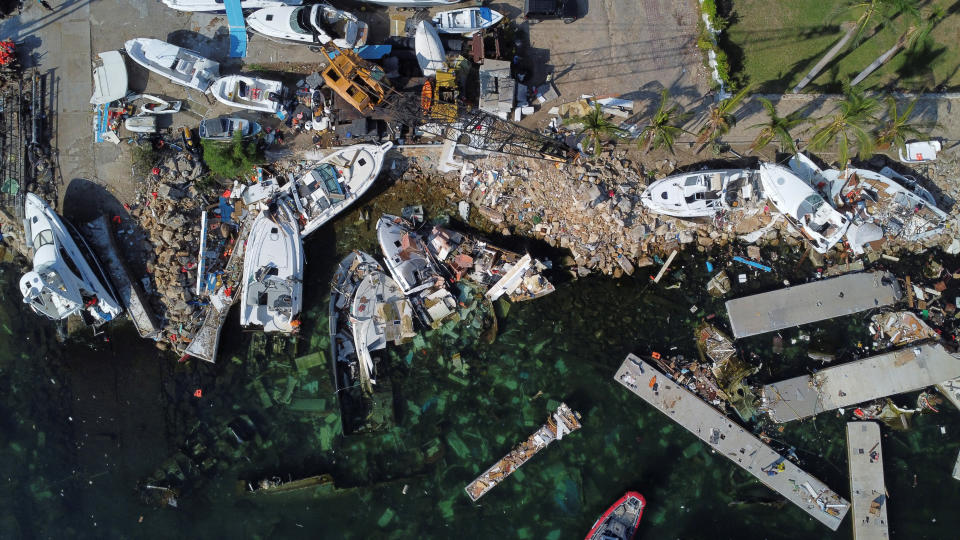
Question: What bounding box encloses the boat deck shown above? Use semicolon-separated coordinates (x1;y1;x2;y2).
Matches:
725;272;901;339
83;216;161;339
760;343;960;423
846;422;889;540
615;354;849;530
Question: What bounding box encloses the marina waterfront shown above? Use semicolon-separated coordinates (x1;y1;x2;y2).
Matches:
2;183;960;538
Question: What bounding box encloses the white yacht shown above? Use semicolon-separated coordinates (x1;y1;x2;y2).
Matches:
640;169;760;218
240;204;304;332
124;38;220;93
19;194;123;326
360;0;460;6
247;3;368;48
282;142;393;237
161;0;302;12
759;163;850;254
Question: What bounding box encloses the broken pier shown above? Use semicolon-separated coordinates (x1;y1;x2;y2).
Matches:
846;422;889;540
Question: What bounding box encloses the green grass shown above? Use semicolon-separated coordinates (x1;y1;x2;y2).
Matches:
200;131;263;179
724;0;960;92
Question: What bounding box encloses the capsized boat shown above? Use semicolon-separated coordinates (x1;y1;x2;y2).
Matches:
585;491;645;540
351;269;414;392
414;21;446;77
240;204;304;332
124;38;220;93
90;51;128;105
161;0;302;12
210;75;286;114
20;193;123;326
640;169;760;218
432;7;504;36
789;153;947;244
198;116;262;141
425;226;555;302
758;162;849;254
247;3;368;48
281;142;393;237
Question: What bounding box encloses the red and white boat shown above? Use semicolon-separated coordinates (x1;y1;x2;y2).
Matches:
585;491;645;540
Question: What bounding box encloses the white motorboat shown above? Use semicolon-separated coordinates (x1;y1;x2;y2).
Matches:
789;153;948;244
330;251;381;402
759;162;849;254
639;169;760;218
350;270;413;392
414;21;446;77
198;116;262;141
161;0;302;12
247;3;368;48
19;193;123;326
281;142;393;237
359;0;461;6
124;38;220;93
240;204;304;333
432;7;504;36
210;75;285;114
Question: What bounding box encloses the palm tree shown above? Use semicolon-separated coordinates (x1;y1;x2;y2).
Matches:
563;102;627;157
695;85;752;153
874;96;927;154
636;89;690;154
808;86;881;167
792;0;920;93
748;97;808;155
850;9;940;87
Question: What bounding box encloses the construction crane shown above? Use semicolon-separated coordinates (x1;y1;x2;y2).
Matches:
319;44;572;162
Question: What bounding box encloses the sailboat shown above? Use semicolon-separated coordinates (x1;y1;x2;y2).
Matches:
19;194;123;326
240;204;304;332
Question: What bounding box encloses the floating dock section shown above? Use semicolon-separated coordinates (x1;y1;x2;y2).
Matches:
725;271;901;339
936;376;960;413
615;354;849;530
846;422;889;540
464;403;581;501
84;216;161;339
761;343;960;423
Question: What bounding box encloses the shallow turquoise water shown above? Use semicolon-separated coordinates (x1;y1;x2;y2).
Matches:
2;192;960;538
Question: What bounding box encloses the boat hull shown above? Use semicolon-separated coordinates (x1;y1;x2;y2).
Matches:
585;491;645;540
414;21;445;77
240;206;304;332
124;38;220;93
162;0;302;12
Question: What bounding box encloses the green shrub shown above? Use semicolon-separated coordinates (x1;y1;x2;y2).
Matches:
200;130;263;179
131;144;160;178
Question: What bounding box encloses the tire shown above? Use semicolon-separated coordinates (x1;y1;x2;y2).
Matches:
562;17;576;24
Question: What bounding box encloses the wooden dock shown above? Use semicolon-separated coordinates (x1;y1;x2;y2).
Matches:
615;354;849;530
725;271;901;339
846;422;889;540
761;343;960;423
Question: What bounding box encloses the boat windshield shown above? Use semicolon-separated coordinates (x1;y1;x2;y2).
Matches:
796;194;824;217
33;229;54;249
313;164;344;197
292;8;313;35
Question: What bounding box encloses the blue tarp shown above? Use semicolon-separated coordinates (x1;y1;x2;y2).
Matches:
224;0;247;58
93;103;110;143
356;45;392;60
218;196;235;226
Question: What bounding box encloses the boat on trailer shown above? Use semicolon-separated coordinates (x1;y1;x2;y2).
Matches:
432;7;504;36
161;0;302;13
584;491;645;540
640;169;760;218
20;193;123;326
124;38;220;93
210;74;286;114
240;204;304;332
281;142;393;237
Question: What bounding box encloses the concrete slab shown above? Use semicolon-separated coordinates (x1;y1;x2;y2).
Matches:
725;272;902;339
615;354;849;530
846;422;889;540
761;343;960;423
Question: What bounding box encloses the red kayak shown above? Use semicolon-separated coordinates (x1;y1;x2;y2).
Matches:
584;491;645;540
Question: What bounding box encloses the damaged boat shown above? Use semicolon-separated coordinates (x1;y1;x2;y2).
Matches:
198;116;262;141
161;0;302;12
283;143;393;236
211;75;286;114
246;3;368;48
240;204;304;333
19;193;123;326
124;38;220;93
759;162;849;254
640;169;760;218
351;268;415;392
585;491;645;540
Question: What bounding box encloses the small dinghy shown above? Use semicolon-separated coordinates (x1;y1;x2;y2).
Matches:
124;38;220;93
210;75;285;114
161;0;302;12
281;142;393;237
20;193;123;326
432;7;503;36
129;94;182;115
585;492;645;540
759;162;849;254
240;204;304;333
640;169;760;218
198;116;262;141
414;21;445;77
247;3;368;48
